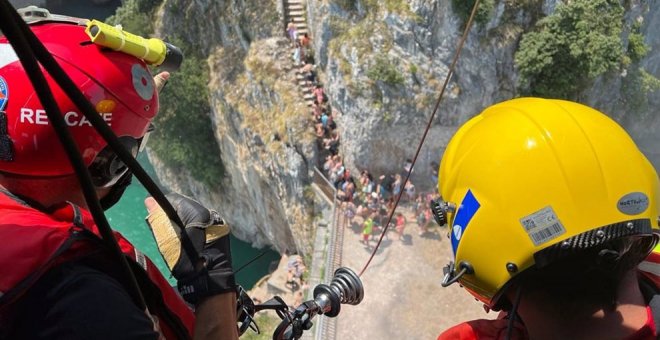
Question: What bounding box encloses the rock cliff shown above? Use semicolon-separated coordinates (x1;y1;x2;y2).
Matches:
145;0;659;252
149;0;316;254
308;0;660;189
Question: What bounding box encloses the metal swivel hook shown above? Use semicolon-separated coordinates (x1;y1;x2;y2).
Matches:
441;261;474;287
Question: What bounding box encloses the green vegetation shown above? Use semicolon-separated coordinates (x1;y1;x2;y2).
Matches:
377;0;414;15
619;20;659;117
303;185;316;203
328;0;412;96
627;22;649;63
409;63;418;75
108;1;224;187
451;0;495;27
627;32;647;63
621;68;660;118
151;49;224;187
367;55;404;86
515;0;625;98
515;0;659;118
106;0;162;37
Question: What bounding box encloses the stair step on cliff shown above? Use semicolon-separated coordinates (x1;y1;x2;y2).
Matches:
303;93;315;101
294;23;307;30
286;4;305;12
285;7;304;14
284;14;303;21
285;0;304;6
288;10;305;17
296;28;308;36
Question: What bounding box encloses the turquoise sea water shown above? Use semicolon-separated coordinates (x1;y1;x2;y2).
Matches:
106;154;280;288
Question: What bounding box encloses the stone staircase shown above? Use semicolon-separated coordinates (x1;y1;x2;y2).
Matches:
282;4;342;340
284;0;308;37
283;0;316;108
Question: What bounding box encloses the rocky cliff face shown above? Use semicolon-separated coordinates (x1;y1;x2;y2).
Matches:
148;0;659;252
149;0;316;254
306;0;660;189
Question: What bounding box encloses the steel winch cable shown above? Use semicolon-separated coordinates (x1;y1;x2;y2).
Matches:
0;0;200;311
358;0;482;277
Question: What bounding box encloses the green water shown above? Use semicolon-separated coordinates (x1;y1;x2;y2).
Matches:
106;154;280;288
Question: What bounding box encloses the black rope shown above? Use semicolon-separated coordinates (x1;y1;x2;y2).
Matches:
235;251;268;274
0;0;148;308
359;0;482;276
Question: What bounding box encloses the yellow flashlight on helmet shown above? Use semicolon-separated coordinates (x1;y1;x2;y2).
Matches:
85;20;183;72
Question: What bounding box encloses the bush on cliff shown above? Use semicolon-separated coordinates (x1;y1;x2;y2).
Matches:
107;0;224;187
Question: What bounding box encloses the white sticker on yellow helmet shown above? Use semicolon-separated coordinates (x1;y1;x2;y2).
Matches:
453;224;463;241
617;192;649;215
451;190;480;255
520;206;566;246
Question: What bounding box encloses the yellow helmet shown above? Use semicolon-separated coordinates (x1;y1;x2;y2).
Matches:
436;97;660;308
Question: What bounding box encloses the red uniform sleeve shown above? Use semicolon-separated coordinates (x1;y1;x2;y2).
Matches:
438;317;527;340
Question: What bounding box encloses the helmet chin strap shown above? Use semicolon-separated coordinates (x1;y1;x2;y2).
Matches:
99;170;133;210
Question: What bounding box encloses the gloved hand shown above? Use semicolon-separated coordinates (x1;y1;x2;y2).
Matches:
145;193;235;305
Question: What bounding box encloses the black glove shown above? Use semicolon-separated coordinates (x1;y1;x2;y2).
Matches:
146;193;235;305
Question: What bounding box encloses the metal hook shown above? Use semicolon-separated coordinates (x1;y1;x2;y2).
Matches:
441;261;472;287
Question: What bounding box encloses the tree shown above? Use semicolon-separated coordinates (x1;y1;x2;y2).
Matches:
515;0;624;99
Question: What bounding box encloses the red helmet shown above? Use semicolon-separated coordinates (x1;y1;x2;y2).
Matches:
0;20;157;179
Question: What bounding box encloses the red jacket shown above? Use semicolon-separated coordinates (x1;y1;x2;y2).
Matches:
0;190;195;339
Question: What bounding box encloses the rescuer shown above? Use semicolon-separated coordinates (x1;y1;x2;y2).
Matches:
0;13;238;340
435;98;660;340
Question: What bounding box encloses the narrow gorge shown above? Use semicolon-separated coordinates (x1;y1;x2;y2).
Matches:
114;0;660;254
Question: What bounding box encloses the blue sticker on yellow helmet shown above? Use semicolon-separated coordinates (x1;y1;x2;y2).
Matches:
0;76;8;111
451;190;480;255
